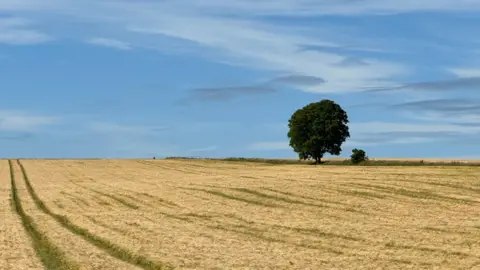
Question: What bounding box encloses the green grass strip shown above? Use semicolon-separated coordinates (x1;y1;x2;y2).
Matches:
9;160;79;270
165;156;480;167
16;160;174;270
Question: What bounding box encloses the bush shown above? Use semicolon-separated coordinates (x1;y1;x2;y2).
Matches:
350;148;367;164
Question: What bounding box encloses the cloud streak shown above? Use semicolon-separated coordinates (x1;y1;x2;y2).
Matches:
248;141;291;151
86;37;132;50
449;68;480;78
180;74;326;103
0;1;410;93
268;75;326;86
0;132;33;141
0;16;50;45
183;85;276;102
86;122;168;135
0;111;60;131
392;99;480;113
347;121;480;146
5;0;480;16
366;77;480;92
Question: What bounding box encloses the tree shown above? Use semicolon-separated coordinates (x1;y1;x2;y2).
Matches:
287;99;350;164
350;148;367;164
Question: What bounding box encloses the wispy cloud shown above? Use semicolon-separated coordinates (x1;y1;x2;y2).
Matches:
248;141;290;151
346;137;433;147
366;77;480;92
448;68;480;78
0;110;60;131
387;98;480;125
392;98;480;113
0;17;50;45
268;75;326;86
129;13;405;93
74;121;175;157
351;121;480;134
179;85;276;103
181;73;329;104
5;0;480;16
166;0;480;16
0;1;410;93
180;74;327;103
87;122;168;135
188;145;217;153
347;121;480;147
85;37;132;51
333;56;369;67
0;132;33;141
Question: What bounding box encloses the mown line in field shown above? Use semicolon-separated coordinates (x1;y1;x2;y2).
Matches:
61;176;141;210
59;191;91;208
16;160;175;270
84;180;175;209
230;187;329;208
136;160;205;175
378;178;480;194
192;184;368;215
8;160;80;270
349;182;477;204
85;188;140;210
206;223;346;255
55;166;171;210
181;187;278;207
260;187;352;207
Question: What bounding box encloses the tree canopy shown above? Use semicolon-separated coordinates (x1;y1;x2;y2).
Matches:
287;99;350;164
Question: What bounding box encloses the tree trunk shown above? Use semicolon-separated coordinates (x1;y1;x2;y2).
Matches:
315;156;321;164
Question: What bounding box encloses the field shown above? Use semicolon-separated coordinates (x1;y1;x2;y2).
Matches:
1;158;480;269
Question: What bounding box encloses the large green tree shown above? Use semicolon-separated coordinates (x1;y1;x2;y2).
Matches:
287;99;350;164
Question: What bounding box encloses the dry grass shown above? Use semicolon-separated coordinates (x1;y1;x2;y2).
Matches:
3;158;480;269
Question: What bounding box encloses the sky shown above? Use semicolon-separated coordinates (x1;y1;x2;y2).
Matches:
2;0;480;159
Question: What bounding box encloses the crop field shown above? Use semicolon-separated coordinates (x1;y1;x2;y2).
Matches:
1;159;480;269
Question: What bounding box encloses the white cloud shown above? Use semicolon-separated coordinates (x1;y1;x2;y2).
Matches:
107;140;177;158
3;0;480;93
350;121;480;134
448;68;480;78
0;110;60;131
124;13;406;93
188;145;217;153
402;111;480;125
4;0;480;15
0;17;50;45
346;120;480;146
86;37;132;50
249;141;290;151
0;1;409;93
79;121;175;157
345;137;432;147
87;122;167;135
175;0;480;16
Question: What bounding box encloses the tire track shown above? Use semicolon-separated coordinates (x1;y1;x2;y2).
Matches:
8;160;79;270
17;160;174;270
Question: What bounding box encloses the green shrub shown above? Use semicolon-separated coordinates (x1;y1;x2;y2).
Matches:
350;148;367;164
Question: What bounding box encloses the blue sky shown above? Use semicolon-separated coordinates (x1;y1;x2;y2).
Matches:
2;1;480;159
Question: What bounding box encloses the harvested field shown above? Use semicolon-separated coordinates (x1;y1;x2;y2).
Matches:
2;159;480;269
0;160;43;270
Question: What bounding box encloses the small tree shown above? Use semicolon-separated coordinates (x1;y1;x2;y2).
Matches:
350;148;367;164
288;99;350;164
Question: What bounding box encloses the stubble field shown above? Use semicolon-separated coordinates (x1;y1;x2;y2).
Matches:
1;158;480;269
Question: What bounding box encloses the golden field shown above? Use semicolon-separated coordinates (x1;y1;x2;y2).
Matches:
1;159;480;269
